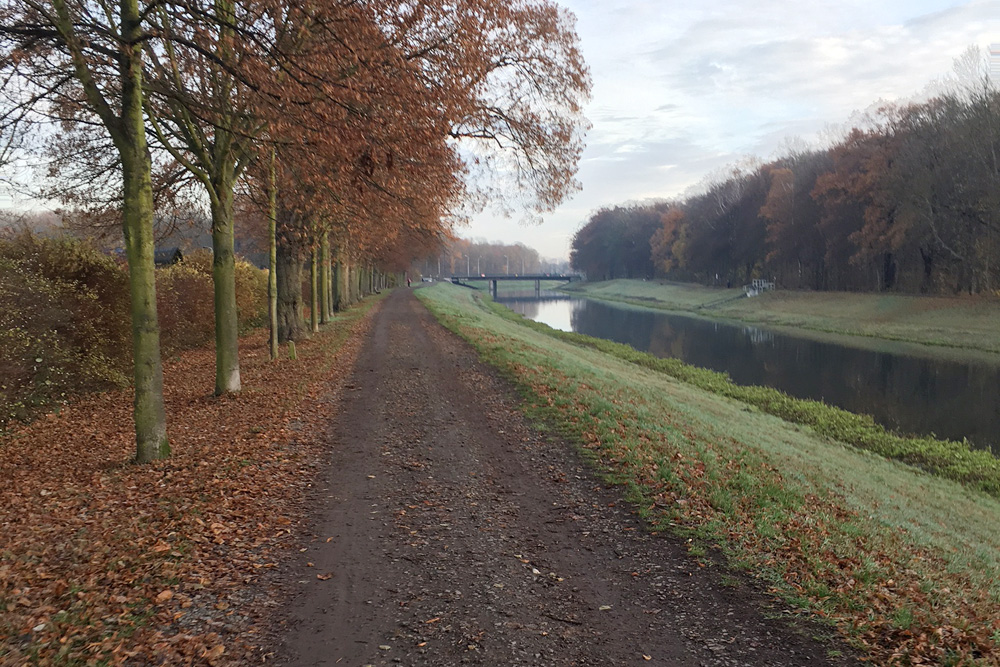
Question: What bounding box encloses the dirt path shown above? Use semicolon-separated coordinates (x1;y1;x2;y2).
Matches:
270;289;856;666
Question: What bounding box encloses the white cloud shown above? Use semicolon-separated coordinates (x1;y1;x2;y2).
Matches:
464;0;1000;260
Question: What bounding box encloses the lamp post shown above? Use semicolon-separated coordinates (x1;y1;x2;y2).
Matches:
466;254;470;276
504;254;508;275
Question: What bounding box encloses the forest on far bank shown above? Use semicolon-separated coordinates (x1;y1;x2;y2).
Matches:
571;55;1000;296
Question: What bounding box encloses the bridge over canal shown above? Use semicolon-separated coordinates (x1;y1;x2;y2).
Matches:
450;274;580;297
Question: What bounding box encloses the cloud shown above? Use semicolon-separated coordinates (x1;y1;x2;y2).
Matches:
464;0;1000;260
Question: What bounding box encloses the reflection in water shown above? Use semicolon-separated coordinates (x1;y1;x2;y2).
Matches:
500;295;1000;453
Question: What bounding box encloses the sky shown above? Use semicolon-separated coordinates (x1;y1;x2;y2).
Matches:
461;0;1000;261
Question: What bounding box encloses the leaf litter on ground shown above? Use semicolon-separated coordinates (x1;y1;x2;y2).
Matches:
0;298;380;665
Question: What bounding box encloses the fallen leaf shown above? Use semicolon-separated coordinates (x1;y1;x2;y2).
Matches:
202;644;225;660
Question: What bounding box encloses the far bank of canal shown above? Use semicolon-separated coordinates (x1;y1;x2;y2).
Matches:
498;292;1000;453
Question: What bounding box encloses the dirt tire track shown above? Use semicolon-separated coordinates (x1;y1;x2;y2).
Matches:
272;289;857;666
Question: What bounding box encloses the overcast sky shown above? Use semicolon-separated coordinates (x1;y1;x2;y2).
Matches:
462;0;1000;261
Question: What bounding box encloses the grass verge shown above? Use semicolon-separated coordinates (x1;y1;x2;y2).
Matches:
497;306;1000;497
418;283;1000;666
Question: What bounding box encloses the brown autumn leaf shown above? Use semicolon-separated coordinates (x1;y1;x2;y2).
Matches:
201;643;225;661
0;308;377;665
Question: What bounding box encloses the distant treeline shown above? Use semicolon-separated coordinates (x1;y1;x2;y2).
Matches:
571;84;1000;294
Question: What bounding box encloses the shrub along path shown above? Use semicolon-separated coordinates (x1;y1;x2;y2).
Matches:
268;289;855;666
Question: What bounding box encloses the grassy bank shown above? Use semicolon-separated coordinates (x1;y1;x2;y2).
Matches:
563;280;1000;356
418;283;1000;666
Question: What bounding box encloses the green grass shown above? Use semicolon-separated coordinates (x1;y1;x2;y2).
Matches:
418;283;1000;665
563;279;1000;358
472;287;1000;497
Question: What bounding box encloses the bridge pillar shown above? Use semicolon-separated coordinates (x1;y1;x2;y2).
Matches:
535;278;540;296
490;279;497;298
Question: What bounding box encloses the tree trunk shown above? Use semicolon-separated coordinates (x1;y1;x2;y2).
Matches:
267;150;279;360
276;229;306;343
328;242;335;313
346;262;356;304
206;0;241;394
333;256;344;312
882;252;897;290
320;232;331;323
310;244;319;333
119;9;169;462
919;247;934;294
209;161;241;394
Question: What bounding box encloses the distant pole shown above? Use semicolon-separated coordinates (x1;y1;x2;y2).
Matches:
466;255;470;275
477;257;480;274
504;254;508;275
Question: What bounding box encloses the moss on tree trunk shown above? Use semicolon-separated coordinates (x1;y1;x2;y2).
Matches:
119;3;169;462
209;161;241;394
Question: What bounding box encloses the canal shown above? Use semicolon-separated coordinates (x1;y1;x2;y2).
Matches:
497;292;1000;453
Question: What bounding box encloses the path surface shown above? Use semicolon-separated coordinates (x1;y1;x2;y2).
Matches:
272;289;856;666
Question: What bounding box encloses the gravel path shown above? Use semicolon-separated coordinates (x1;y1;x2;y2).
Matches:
271;289;857;666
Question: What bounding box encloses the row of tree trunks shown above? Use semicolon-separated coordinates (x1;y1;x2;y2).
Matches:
273;227;398;349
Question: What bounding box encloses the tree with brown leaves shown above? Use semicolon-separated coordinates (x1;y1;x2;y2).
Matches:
1;0;173;461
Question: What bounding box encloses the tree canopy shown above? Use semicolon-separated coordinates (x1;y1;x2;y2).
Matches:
572;53;999;295
1;0;591;460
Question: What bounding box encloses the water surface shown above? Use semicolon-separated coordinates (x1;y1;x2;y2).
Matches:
498;293;1000;453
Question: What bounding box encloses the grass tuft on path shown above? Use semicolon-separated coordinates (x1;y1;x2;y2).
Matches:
418;283;1000;666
